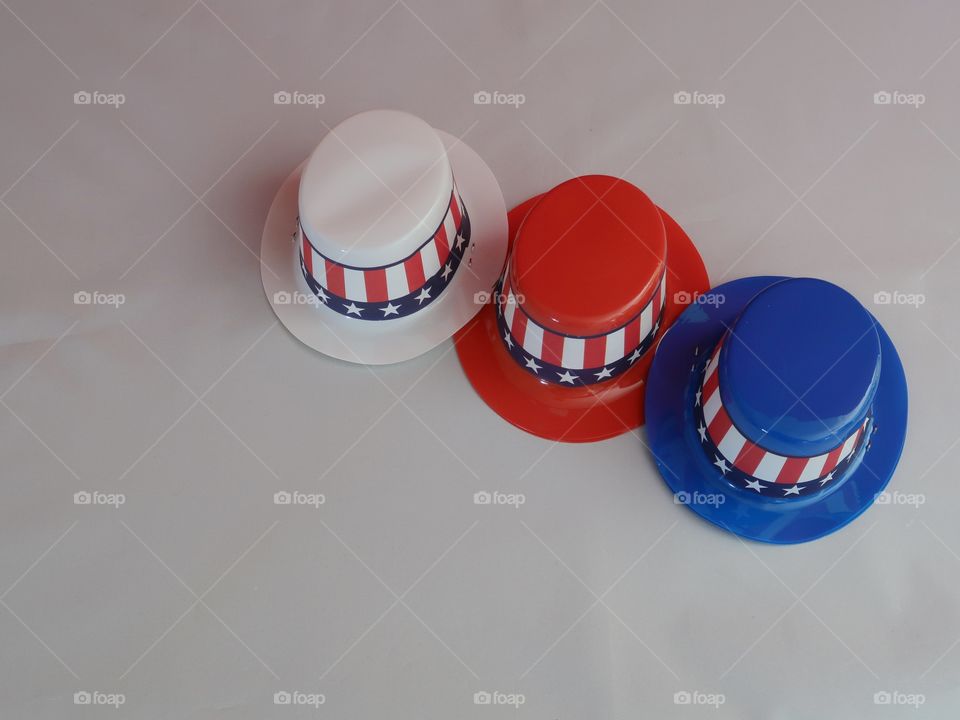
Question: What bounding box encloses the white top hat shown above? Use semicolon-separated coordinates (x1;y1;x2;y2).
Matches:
261;110;508;364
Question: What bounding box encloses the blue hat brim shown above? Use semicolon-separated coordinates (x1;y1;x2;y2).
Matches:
644;276;908;544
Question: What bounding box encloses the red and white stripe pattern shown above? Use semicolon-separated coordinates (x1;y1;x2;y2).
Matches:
698;338;869;493
298;182;467;315
496;269;666;385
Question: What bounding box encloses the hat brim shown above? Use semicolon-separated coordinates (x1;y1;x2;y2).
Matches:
645;276;908;544
454;193;709;442
260;131;508;365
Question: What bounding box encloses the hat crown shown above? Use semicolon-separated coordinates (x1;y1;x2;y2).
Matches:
508;176;666;336
719;278;880;457
298;110;452;268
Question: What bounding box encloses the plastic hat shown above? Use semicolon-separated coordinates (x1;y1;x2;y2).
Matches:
260;110;508;364
645;276;908;544
455;175;709;442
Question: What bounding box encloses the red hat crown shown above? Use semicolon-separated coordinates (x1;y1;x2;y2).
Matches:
497;176;667;385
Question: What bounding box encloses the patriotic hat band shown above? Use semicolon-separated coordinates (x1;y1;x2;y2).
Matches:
495;269;666;386
298;182;470;320
696;335;874;499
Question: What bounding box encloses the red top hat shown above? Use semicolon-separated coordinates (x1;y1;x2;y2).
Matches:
455;175;709;442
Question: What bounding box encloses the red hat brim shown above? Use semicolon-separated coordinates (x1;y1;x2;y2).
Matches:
454;192;710;442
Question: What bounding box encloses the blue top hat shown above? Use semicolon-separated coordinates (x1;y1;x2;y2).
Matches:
645;277;907;544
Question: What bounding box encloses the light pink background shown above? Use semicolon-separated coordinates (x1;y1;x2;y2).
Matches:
0;1;955;717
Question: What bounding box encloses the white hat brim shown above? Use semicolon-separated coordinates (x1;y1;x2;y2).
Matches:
260;130;508;365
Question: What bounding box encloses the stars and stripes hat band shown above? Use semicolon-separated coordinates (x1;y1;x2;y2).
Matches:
298;181;470;320
496;267;666;386
696;335;874;498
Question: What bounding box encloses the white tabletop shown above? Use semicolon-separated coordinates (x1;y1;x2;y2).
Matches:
1;1;956;717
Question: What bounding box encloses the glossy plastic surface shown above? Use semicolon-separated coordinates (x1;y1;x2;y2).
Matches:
510;176;667;337
262;130;508;365
720;278;881;457
455;192;708;442
644;277;908;544
298;110;451;268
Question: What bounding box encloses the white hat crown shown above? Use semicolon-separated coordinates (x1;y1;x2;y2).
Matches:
298;110;454;268
295;110;472;322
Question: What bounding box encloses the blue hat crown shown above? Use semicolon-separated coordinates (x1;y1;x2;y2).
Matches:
696;278;881;499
